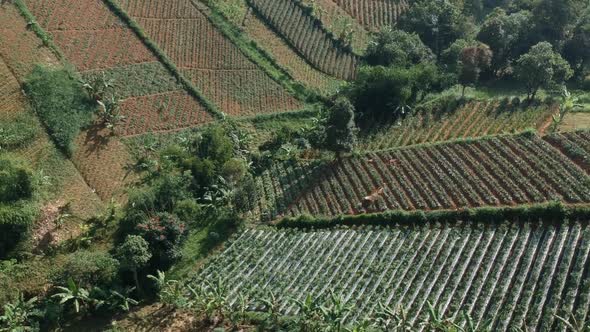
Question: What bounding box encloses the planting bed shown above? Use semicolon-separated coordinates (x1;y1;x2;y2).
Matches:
199;220;590;330
118;0;302;117
545;130;590;172
332;0;410;30
259;133;590;218
23;0;215;136
360;100;556;151
248;0;359;80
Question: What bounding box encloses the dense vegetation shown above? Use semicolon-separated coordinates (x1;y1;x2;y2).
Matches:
3;0;590;331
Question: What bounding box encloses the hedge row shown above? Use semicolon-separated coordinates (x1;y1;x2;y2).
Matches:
275;201;590;229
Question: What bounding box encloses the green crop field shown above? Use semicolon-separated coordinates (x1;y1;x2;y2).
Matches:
198;219;590;331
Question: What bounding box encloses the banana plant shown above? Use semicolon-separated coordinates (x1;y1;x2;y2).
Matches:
51;278;91;314
374;302;413;331
551;87;583;132
319;291;352;332
555;313;590;332
0;292;42;332
423;301;459;332
290;294;323;332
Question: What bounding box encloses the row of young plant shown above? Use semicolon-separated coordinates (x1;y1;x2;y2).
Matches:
193;217;590;331
281;133;590;218
332;0;409;30
360;97;555;151
545;130;590;170
247;0;359;80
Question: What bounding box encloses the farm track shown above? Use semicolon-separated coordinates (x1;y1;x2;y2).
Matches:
332;0;410;30
255;133;590;219
117;0;302;117
199;220;590;330
247;0;359;80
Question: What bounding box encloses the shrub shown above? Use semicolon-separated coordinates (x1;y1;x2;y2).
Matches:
52;250;119;288
0;114;38;151
0;155;33;203
134;212;187;269
25;66;95;156
0;203;35;258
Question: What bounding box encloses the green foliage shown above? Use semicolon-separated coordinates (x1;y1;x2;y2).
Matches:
399;0;471;56
365;28;434;67
51;278;91;314
458;44;493;94
477;8;532;74
324;97;358;155
52;250;119;289
0;114;38;151
277;201;578;228
346;64;452;121
0;292;42;332
515;42;573;100
117;235;152;273
564;10;590;79
24;66;94;156
0;155;33;203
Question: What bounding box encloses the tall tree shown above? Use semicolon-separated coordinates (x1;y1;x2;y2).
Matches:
458;44;493;96
532;0;586;47
515;42;573;101
399;0;471;56
117;235;152;294
324;98;358;157
477;8;532;74
365;28;434;67
564;10;590;79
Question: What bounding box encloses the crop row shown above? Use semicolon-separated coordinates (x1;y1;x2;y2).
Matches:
360;99;556;151
23;0;216;136
253;160;326;221
256;133;590;218
119;0;302;116
545;130;590;171
248;0;359;80
0;3;60;79
0;58;24;119
198;220;590;330
333;0;410;30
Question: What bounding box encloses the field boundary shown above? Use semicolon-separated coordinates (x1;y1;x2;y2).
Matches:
275;202;590;228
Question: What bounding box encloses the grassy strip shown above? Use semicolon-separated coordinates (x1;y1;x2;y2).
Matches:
196;0;318;103
275;201;590;228
102;0;223;120
13;0;67;63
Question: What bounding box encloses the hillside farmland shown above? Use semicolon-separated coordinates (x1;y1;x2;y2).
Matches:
199;219;590;331
256;133;590;219
333;0;410;30
117;0;302;117
360;99;556;151
248;0;360;80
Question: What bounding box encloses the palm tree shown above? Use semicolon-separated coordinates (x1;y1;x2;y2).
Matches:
51;278;91;314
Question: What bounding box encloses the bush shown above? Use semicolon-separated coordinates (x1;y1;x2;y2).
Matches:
25;66;95;156
0;203;35;258
134;212;187;270
52;250;119;288
0;155;34;203
0;114;39;151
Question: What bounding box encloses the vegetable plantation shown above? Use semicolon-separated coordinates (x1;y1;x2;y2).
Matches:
545;130;590;172
198;220;590;330
248;0;360;80
118;0;303;117
360;99;556;151
260;133;590;218
23;0;215;137
333;0;410;30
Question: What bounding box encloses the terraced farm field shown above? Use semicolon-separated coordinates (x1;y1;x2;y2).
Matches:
118;0;302;117
545;130;590;171
333;0;410;30
258;133;590;218
215;0;343;93
23;0;214;136
360;99;556;151
199;220;590;330
248;0;360;80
